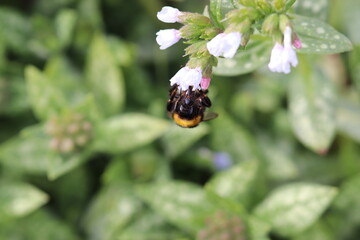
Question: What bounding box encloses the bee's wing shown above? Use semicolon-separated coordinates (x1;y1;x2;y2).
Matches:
203;112;218;121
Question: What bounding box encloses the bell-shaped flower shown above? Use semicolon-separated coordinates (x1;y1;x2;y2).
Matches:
268;26;298;74
206;32;242;58
157;6;182;23
156;29;181;50
170;67;202;91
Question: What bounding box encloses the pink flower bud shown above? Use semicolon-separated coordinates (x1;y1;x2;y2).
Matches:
293;38;302;49
200;77;211;90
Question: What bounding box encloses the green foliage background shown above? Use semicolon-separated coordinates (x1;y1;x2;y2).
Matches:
0;0;360;239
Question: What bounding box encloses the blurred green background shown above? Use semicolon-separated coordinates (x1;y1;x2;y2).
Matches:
1;0;360;239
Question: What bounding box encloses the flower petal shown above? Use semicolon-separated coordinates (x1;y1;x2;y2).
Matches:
157;6;182;23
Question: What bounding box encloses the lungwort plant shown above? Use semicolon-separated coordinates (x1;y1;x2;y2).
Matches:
0;0;360;240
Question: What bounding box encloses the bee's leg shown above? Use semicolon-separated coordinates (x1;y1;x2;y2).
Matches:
201;95;212;107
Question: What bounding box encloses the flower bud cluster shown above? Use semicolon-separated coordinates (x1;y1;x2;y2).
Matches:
156;0;302;85
197;211;246;240
46;114;92;153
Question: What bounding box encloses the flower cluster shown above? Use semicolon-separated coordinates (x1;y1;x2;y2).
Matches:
46;113;92;153
156;1;302;91
197;211;246;240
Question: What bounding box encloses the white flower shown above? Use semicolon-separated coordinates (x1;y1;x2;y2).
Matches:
206;32;242;58
157;6;182;23
156;29;181;50
268;27;298;74
170;67;202;91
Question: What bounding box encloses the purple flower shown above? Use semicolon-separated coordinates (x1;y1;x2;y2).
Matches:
170;66;202;90
206;32;242;58
156;29;181;50
213;152;233;171
157;6;182;23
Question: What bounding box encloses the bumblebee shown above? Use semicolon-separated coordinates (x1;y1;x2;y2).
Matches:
167;84;218;128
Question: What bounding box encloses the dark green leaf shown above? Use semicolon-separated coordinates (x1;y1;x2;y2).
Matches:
254;182;337;237
213;38;272;76
293;15;353;54
94;113;169;154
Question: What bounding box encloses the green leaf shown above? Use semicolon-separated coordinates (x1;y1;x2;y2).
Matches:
257;135;298;181
0;124;90;180
294;0;329;21
349;45;360;94
213;38;272;76
333;173;360;224
0;7;32;54
94;113;169;154
0;181;48;220
294;221;336;240
336;99;360;143
340;0;360;44
293;15;353;54
0;125;51;174
0;209;79;240
210;111;259;162
254;182;337;237
25;65;67;120
117;211;186;240
288;63;336;153
160;124;209;159
55;9;77;49
85;33;125;117
247;216;271;240
82;184;142;240
136;181;215;233
205;160;259;206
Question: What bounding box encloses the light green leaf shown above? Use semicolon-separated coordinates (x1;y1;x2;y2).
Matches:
25;65;67;120
0;125;51;174
161;124;209;159
213;38;272;76
205;160;259;206
85;33;125;117
211;111;259;162
94;113;169;154
247;216;271;240
294;0;329;21
254;182;338;237
336;99;360;143
82;184;142;240
288;64;336;153
257;135;298;181
293;15;353;54
136;181;214;233
0;181;48;220
55;9;77;49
